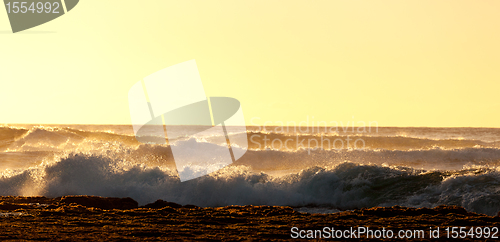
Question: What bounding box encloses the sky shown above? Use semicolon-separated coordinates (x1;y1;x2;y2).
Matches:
0;0;499;127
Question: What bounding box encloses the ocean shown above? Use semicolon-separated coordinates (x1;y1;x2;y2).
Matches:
1;124;500;216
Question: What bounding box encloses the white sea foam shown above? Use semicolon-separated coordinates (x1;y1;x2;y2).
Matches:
0;152;499;215
1;125;500;216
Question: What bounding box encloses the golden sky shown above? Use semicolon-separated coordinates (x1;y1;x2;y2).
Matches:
0;0;499;127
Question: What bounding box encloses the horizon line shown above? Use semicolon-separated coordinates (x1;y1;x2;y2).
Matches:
2;123;500;129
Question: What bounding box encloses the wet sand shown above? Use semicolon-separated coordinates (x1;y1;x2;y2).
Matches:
0;196;499;241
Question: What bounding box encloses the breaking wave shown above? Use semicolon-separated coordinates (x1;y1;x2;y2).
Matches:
1;125;500;216
1;153;500;215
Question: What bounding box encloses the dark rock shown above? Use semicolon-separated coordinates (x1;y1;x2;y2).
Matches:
0;196;57;205
0;201;34;210
1;196;499;241
415;207;435;215
265;207;298;216
361;205;470;217
159;207;179;214
142;199;182;209
362;206;401;217
434;205;468;215
59;196;138;210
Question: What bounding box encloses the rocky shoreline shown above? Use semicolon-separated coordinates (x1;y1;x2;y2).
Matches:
0;196;499;241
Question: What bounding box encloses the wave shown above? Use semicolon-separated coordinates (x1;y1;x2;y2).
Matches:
2;125;500;216
236;147;500;171
2;125;500;172
234;131;500;151
1;154;499;215
2;126;500;153
0;126;29;150
0;126;140;153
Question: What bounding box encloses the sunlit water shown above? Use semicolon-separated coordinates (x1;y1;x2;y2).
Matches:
1;124;500;215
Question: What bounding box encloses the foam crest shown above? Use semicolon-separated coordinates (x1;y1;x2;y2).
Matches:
1;155;500;215
2;125;500;216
